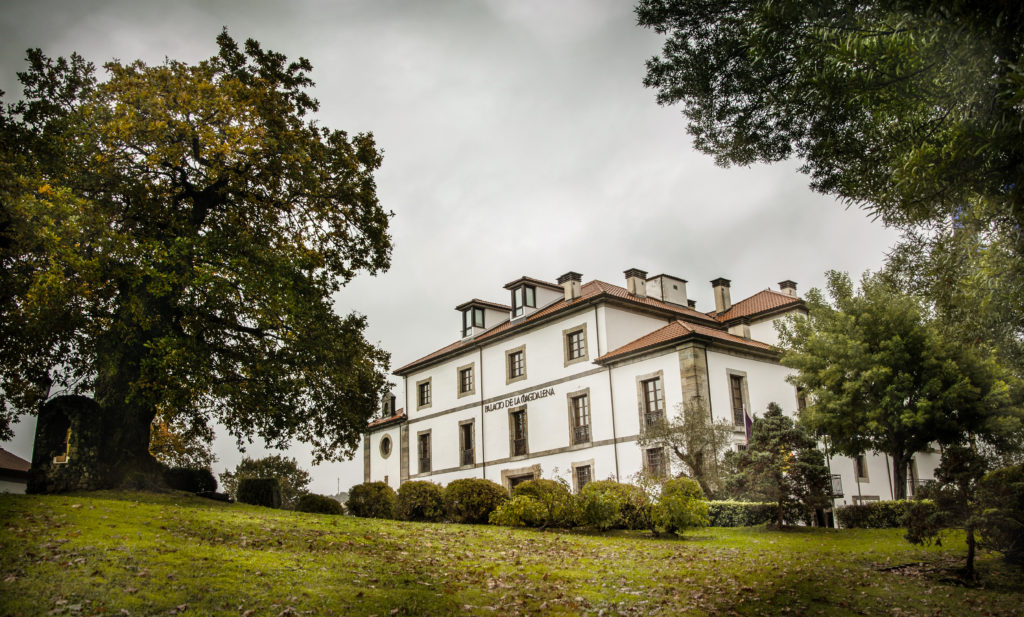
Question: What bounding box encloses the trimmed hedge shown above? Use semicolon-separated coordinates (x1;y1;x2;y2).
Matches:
295;493;345;515
237;477;282;509
443;478;508;524
835;500;912;528
489;495;547;527
347;482;397;519
396;481;445;522
578;480;651;531
707;501;775;527
163;467;217;494
652;477;709;535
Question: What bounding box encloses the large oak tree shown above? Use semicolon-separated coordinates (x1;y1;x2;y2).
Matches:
636;0;1024;364
0;31;392;485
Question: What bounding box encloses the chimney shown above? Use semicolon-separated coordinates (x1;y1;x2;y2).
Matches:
711;277;732;313
624;268;647;297
646;274;688;306
728;320;751;339
778;280;798;298
557;271;582;302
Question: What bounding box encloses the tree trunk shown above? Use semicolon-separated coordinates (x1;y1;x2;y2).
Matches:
965;526;977;581
891;452;908;500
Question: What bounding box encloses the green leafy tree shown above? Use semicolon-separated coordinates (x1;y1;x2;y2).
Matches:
0;31;391;486
219;455;311;509
778;271;1022;499
636;0;1024;363
637;396;732;498
148;417;216;470
726;403;831;527
651;477;709;535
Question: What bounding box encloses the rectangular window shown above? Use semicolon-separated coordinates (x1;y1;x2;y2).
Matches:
571;394;591;445
462;307;485;337
730;374;746;426
854;453;869;481
645;447;666;479
460;422;474;467
511;285;536;318
510;409;528;456
418;380;431;408
509;351;524;379
459;366;473;394
567;330;584;360
575;465;592;492
418;432;431;473
641;377;664;427
796;387;807;412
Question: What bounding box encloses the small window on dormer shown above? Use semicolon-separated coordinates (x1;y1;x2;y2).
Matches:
511;285;536;318
462;307;485;337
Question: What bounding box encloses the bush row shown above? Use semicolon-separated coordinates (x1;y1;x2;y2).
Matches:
835;500;912;528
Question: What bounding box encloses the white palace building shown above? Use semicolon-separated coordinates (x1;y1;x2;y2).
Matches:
364;269;938;505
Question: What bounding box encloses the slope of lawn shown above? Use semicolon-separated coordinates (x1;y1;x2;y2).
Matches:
0;491;1021;616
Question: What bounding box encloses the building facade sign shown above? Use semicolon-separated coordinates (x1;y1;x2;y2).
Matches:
484;387;556;413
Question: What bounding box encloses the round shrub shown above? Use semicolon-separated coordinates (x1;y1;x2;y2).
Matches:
395;481;445;522
443;478;508;524
579;480;651;531
237;477;282;509
163;467;217;493
652;477;709;535
295;493;345;515
707;501;775;527
489;495;547;527
512;479;578;528
347;481;397;519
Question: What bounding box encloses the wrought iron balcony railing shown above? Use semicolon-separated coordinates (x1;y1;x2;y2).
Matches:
573;425;591;445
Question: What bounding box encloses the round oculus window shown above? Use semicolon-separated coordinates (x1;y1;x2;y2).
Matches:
379;435;392;458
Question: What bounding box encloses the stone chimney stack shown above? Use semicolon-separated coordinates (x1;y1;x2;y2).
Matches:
711;277;732;313
778;280;798;298
557;271;582;302
624;268;647;297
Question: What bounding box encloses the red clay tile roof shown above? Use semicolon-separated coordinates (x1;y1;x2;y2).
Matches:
502;276;562;291
711;289;803;322
366;409;406;429
596;320;775;363
0;448;30;472
394;279;722;375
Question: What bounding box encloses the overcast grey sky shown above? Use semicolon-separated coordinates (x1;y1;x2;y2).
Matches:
0;0;900;494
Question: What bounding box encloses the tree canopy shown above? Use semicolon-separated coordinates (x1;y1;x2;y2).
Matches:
636;0;1024;363
219;454;312;510
0;31;392;476
637;396;732;497
778;271;1023;499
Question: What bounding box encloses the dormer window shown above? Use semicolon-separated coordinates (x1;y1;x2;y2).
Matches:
462;307;485;337
511;285;536;318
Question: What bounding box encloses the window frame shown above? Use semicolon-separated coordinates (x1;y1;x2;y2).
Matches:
416;377;432;411
505;345;527;384
459;419;475;468
562;323;589;367
456;362;475;398
567;389;591;446
417;430;432;474
509;407;529;457
727;370;750;428
573;461;594;493
511;285;537;318
636;371;665;431
644;447;667;479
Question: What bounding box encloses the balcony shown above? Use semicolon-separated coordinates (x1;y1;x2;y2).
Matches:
512;437;528;457
419;458;431;473
644;411;665;428
573;425;591;445
461;449;474;466
830;474;843;498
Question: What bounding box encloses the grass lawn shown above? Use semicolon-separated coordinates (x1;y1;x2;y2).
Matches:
1;491;1021;616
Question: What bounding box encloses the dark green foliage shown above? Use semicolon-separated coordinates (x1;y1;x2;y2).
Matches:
637;0;1024;363
236;478;282;509
219;455;311;510
395;481;445;523
778;271;1022;500
1;31;393;486
706;501;775;527
511;479;578;529
346;482;396;519
443;478;508;524
295;493;345;515
978;464;1024;565
652;477;709;535
906;444;989;579
836;501;917;529
726;403;832;526
163;467;217;494
578;480;651;531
